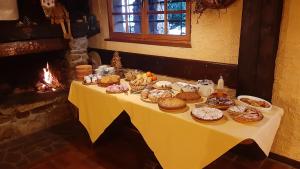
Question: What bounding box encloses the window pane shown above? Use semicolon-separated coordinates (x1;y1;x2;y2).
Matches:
112;0;125;13
148;0;165;11
167;0;186;11
167;13;186;35
112;0;142;13
149;14;165;34
127;0;142;13
113;15;126;32
128;15;141;33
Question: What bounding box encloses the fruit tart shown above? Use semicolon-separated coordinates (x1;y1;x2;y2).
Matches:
228;105;264;123
206;92;235;110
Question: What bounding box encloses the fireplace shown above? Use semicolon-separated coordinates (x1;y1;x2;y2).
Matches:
0;0;99;144
0;51;75;143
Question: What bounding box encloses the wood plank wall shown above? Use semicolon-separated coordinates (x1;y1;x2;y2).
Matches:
89;49;238;88
237;0;283;102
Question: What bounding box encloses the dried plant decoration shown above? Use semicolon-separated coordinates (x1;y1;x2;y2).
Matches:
111;51;123;76
192;0;236;22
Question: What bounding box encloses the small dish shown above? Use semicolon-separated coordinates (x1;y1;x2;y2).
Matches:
237;95;272;112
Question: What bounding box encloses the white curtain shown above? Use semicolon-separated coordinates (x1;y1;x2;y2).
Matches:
0;0;19;20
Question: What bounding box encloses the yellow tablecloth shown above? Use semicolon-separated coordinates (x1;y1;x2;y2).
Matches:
68;81;283;169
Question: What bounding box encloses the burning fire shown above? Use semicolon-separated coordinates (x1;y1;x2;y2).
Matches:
36;62;62;93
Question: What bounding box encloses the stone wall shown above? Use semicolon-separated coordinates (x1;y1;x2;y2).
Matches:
0;93;74;144
271;0;300;161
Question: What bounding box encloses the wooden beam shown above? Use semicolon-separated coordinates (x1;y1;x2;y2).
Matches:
0;39;67;57
237;0;283;101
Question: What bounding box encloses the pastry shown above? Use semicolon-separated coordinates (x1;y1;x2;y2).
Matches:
141;89;150;99
191;107;223;121
129;73;156;93
106;84;129;94
98;75;120;87
239;98;271;108
83;74;98;85
172;82;198;92
158;97;187;112
228;105;264;123
172;82;187;91
206;92;235;110
141;89;172;103
175;92;202;103
227;105;248;117
153;81;172;90
124;70;140;81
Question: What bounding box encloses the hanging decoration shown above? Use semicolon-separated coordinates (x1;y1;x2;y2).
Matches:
193;0;236;19
40;0;72;39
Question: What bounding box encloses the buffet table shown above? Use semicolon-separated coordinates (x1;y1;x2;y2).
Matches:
68;80;283;169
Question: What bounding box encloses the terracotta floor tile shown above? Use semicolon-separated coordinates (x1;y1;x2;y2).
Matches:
0;121;296;169
29;161;59;169
260;159;293;169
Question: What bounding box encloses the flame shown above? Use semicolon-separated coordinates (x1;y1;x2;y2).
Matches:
36;62;62;93
43;63;53;84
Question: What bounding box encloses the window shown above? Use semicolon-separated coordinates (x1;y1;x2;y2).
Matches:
107;0;191;47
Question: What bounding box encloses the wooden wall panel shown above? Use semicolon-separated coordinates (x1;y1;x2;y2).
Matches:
90;49;238;88
237;0;283;101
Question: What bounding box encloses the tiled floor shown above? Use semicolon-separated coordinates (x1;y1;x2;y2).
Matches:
0;120;297;169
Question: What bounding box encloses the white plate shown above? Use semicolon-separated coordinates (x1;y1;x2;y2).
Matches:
191;107;223;121
237;95;272;112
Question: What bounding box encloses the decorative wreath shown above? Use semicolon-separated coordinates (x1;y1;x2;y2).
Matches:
193;0;237;15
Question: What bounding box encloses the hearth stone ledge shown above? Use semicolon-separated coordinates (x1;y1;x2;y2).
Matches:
0;93;76;144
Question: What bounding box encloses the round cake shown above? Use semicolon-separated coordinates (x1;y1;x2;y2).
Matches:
191;107;223;121
175;92;202;103
228;105;264;123
158;97;187;112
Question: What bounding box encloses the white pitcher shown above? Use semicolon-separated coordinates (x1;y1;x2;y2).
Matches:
197;80;215;97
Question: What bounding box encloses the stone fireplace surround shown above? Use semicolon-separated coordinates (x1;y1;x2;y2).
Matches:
0;50;76;144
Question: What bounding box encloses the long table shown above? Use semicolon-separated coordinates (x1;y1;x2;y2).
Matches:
68;80;283;169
